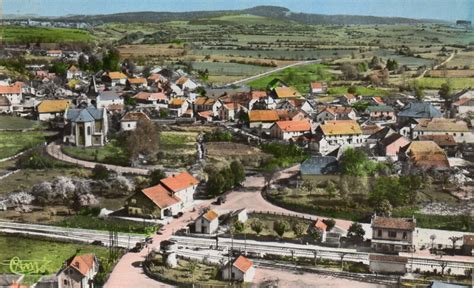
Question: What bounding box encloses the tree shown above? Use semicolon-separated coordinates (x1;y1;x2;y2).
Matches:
386;59;399;71
126;119;159;164
439;80;453;116
347;85;357;94
347;222;365;242
187;260;198;283
448;236;462;255
207;172;225;196
430;234;437;249
250;219;263;235
149;169;166;186
92;164;110;180
230;161;245;186
49;61;69;77
31;181;53;205
322;219;336;231
78;54;88;70
339;148;375;177
412;81;424;101
233;221;245;234
273;220;289;238
292;222;307;239
341;63;358;80
375;199;393;216
369;56;381;69
102;49;120;71
220;168;234;191
110;175;135;195
88;55;102;72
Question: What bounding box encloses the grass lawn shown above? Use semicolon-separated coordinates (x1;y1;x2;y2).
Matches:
158;131;198;168
415;77;474;90
62;139;130;166
247;64;333;93
3;26;93;44
0;131;53;159
54;215;157;235
0;235;108;285
0;168;83;195
148;254;227;286
0;116;45;130
328;86;392;96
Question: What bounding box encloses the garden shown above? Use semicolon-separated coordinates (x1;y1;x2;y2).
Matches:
0;131;54;159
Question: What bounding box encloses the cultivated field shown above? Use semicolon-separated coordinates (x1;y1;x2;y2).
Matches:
3;26;93;44
0;131;52;159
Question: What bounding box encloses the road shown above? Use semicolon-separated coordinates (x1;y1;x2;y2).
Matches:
46;142;149;175
416;52;455;79
0;221;144;248
228;60;320;86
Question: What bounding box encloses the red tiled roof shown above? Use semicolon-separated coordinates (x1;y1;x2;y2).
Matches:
275;120;311;132
249;110;279;122
0;85;21;94
121;112;150;122
202;210;218;221
314;219;327;231
142;184;181;209
311;82;326;89
68;254;95;277
250;90;267;99
198;110;213;118
160;171;199;193
128;78;147;84
233;256;253;273
372;216;416;230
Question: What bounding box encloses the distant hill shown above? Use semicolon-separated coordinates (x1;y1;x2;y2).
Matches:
40;5;440;25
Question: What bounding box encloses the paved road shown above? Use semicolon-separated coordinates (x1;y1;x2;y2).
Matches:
228;60;320;86
47;142;149;175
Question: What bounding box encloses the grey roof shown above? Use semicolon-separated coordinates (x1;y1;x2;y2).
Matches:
397;102;442;119
300;156;339;175
66;106;104;123
365;105;394;113
98;90;120;101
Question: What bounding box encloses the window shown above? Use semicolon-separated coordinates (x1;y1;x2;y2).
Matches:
87;126;91;135
461;133;464;136
128;124;131;128
377;230;382;237
388;231;397;238
64;279;68;285
403;231;407;239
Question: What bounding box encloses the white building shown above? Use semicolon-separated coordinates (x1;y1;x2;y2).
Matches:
270;119;312;140
120;111;150;131
195;209;219;234
37;99;70;121
413;118;474;143
315;106;357;123
221;256;255;282
96;91;124;109
315;120;364;155
57;254;98;288
63;106;108;147
168;98;189;117
66;65;83;79
176;76;198;91
0;83;22;105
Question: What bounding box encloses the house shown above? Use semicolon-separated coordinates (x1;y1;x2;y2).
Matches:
147;73;167;84
67;65;82;79
300;156;339;177
418;135;457;156
195;209;219;234
308;219;327;242
271;86;302;101
378;133;410;157
270;119;311;140
0;83;22;105
57;254;99;288
247;90;268;110
168;98;189;117
316;106;357;122
175;76;198;91
461;234;474;256
126;171;199;218
369;254;407;274
133;92;168;107
127;77;148;88
219;102;241;121
221;256;255;282
371;216;416;253
104;72;128;86
37;99;70;121
397;102;442;123
371;96;385;106
453;97;474;114
248;110;280;129
231;208;248;223
309;82;328;95
340;93;357;105
63;106;108;147
0;96;12;113
399;141;450;170
194;97;222;116
120;111;150;131
413;118;474;143
314;120;364;155
365;105;395;121
46;50;62;57
96;91;123;109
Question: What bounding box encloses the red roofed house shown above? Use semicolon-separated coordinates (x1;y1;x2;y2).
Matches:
270;119;312;140
218;102;241;121
127;77;148;88
120;111;150;131
222;255;255;282
309;81;328;95
308;218;328;242
371;215;416;253
125;171;199;218
316;106;357;123
58;253;99;288
133;92;169;108
0;84;22;105
195;209;219;234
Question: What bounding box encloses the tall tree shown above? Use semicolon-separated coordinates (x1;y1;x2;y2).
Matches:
273;220;289;238
126;119;159;164
230;161;245;186
439;80;453;117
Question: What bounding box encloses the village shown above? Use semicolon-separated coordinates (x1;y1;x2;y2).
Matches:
0;3;473;288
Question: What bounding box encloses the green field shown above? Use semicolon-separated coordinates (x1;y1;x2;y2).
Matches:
247;63;333;93
0;116;45;130
191;61;271;77
159;131;198;168
0;235;108;284
2;26;93;43
62;139;130;166
55;215;156;235
0;131;51;159
191;14;290;25
416;77;474;90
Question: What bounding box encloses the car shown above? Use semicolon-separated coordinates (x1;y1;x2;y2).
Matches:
145;237;153;244
156;230;163;235
216;196;226;205
173;212;184;219
91;240;103;246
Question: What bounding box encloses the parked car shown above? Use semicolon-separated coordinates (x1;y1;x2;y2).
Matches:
173;212;184;218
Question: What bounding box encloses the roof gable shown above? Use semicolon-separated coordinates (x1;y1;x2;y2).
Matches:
160;171;199;193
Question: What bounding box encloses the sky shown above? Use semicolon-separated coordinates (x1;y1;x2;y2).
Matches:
4;0;473;22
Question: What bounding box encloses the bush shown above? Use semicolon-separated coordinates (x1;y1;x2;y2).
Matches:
92;164;110;180
203;130;233;142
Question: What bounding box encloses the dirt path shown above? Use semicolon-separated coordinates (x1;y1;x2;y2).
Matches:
416;52;455;79
46;142;149;175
